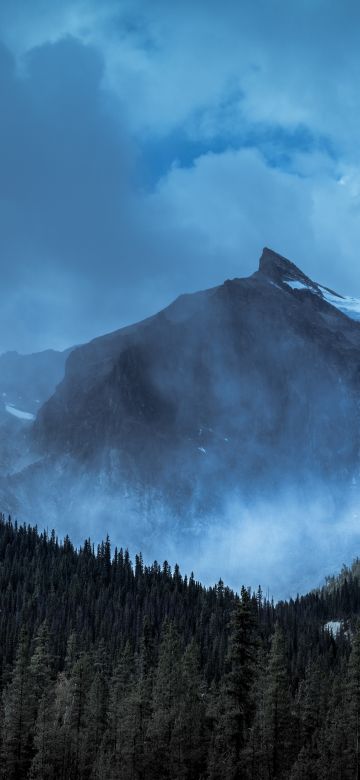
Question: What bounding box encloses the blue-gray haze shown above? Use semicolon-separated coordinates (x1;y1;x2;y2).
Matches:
1;0;360;599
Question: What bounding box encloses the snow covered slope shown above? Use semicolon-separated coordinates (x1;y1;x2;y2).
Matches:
285;277;360;322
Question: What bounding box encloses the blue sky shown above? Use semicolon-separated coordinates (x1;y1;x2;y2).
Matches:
1;0;360;352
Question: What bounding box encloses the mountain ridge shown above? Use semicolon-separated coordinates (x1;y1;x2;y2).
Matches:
258;246;317;285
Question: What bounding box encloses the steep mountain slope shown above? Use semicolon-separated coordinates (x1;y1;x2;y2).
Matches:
31;248;360;512
0;347;72;417
0;347;72;476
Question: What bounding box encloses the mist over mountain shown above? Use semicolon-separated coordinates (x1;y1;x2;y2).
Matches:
34;247;360;494
0;347;72;415
2;248;360;598
0;347;72;477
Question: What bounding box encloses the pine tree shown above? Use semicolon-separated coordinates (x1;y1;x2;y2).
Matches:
29;684;57;780
319;671;348;780
28;622;53;723
209;586;258;779
82;641;109;778
244;647;268;780
146;620;182;778
49;672;72;780
99;642;134;778
66;652;92;780
2;631;33;780
134;616;157;779
263;625;293;779
346;626;360;779
170;640;207;779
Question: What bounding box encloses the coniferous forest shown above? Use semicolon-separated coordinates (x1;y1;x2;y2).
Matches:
1;513;360;779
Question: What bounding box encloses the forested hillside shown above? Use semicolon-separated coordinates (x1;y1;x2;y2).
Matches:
1;513;360;779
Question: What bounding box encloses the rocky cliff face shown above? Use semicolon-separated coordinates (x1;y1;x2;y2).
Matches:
0;347;72;414
0;347;72;477
30;248;360;513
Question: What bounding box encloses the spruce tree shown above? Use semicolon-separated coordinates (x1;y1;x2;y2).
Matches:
66;652;92;780
347;625;360;779
263;625;293;779
29;685;57;780
2;631;33;780
209;586;258;779
170;639;207;779
100;641;134;778
82;641;109;778
146;620;182;778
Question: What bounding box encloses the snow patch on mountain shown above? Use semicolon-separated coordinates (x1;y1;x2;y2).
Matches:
286;280;312;292
285;278;360;322
319;287;360;322
5;404;35;421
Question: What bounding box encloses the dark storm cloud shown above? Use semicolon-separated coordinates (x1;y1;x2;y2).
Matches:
1;0;360;352
0;37;140;352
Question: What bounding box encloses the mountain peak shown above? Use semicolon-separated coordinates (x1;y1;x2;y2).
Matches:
259;247;313;286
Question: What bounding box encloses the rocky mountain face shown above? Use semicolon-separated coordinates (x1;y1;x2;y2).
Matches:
0;348;72;416
29;248;360;515
0;347;72;477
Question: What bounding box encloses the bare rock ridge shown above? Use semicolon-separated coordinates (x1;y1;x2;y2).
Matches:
258;247;318;287
257;247;345;302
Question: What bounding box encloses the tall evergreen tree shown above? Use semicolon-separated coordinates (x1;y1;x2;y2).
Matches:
170;639;207;779
99;642;134;778
263;625;293;779
29;685;57;780
346;626;360;779
66;652;92;780
146;620;182;778
2;631;33;780
82;641;109;778
209;586;258;779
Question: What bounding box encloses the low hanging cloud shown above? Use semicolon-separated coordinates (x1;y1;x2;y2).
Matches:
1;1;360;353
147;146;360;295
11;462;360;601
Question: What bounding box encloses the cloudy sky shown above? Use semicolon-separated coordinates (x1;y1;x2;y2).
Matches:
1;0;360;353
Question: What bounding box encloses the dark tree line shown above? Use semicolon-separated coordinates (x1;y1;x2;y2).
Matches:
0;512;360;778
